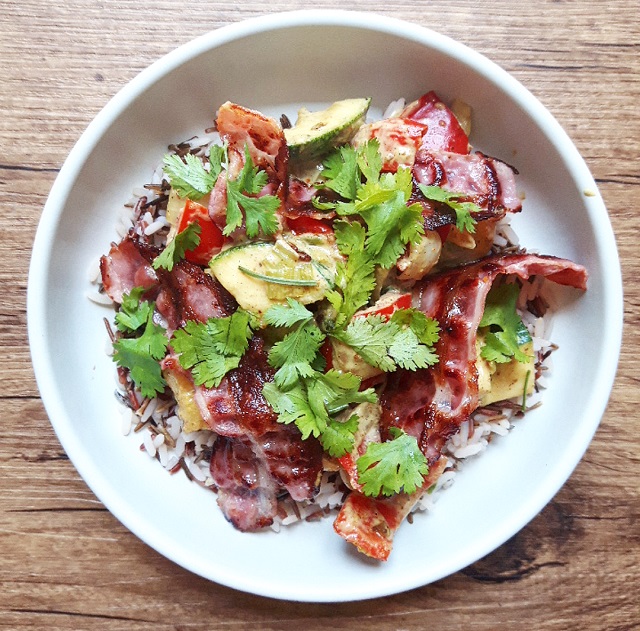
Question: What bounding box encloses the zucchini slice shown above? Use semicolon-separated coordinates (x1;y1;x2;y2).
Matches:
284;98;371;162
209;240;336;315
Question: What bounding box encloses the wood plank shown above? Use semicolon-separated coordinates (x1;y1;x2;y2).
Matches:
1;0;638;629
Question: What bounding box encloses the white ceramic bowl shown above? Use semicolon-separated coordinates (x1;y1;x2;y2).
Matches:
28;10;622;602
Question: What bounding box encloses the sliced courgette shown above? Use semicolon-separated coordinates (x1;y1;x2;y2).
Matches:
209;240;335;315
284;98;371;162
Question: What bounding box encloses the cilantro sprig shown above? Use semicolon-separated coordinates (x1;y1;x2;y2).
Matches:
417;183;483;234
331;309;439;373
115;286;153;333
222;146;281;238
479;283;533;364
170;309;257;388
357;427;429;497
163;153;218;201
152;222;201;271
322;142;425;270
261;300;376;457
112;288;169;399
326;221;377;327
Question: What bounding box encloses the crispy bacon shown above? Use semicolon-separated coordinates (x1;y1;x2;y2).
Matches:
215;101;288;182
99;236;159;304
209;435;278;531
334;253;588;560
413;150;522;232
99;235;237;331
202;337;323;529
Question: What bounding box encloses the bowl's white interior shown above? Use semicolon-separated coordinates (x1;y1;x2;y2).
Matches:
28;11;622;602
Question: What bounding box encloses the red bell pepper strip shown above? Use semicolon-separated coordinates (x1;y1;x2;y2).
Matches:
177;199;225;266
404;91;470;154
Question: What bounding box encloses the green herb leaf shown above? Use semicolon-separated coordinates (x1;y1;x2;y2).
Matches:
170;309;256;388
113;308;169;399
115;287;152;333
163;153;217;201
479;283;533;364
263;299;315;328
331;310;439;373
356;427;429;497
321;145;360;200
263;369;375;454
320;414;360;458
152;222;201;271
208;144;226;183
225;146;281;238
356;139;383;183
268;320;325;389
359;191;425;269
417;183;483;234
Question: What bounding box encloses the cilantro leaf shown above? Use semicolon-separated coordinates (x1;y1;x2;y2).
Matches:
171;310;256;388
268;320;325;389
208;144;226;183
163;153;216;201
263;370;375;454
325;221;377;327
263;380;322;439
320;414;360;458
152;222;201;271
331;311;439;373
322;145;359;200
356;427;429;497
417;184;483;234
326;248;376;328
113;308;169;399
390;308;441;347
264;300;324;389
356;139;383;183
479;283;533;364
224;146;281;238
115;287;152;333
360;192;425;269
309;369;377;416
263;298;315;328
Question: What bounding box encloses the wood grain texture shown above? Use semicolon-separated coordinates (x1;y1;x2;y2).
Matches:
1;1;638;629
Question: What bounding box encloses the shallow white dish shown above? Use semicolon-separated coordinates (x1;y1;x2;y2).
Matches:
28;10;622;602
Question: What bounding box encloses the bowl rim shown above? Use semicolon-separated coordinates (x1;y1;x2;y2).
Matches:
27;9;623;602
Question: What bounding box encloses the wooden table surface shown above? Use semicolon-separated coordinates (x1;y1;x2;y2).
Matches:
1;1;638;629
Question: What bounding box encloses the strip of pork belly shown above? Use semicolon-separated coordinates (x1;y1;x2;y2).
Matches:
334;253;587;560
200;337;324;527
209;435;278;531
100;235;237;333
413;150;522;221
99;236;159;304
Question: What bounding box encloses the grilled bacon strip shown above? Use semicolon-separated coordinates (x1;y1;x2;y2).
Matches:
204;337;323;529
334;253;587;560
101;236;323;531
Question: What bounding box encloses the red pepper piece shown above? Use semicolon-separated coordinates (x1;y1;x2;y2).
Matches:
177;199;225;266
404;91;469;154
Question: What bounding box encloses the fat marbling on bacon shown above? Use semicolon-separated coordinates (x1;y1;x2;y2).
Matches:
333;253;587;561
